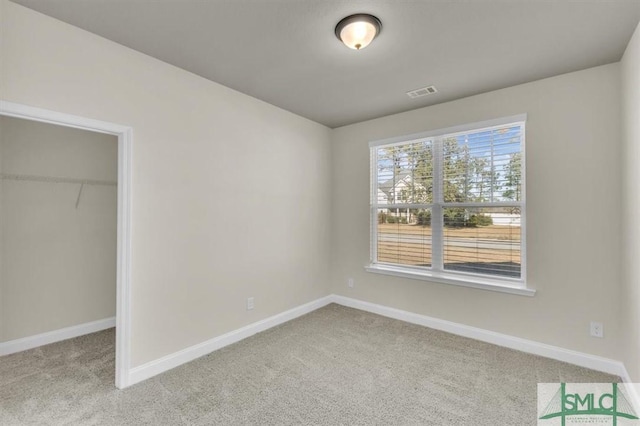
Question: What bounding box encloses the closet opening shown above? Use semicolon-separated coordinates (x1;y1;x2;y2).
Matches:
0;101;132;389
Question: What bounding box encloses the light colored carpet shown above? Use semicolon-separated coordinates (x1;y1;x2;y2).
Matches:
0;304;619;425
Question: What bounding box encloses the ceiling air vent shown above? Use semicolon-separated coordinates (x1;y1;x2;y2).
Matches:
406;85;438;99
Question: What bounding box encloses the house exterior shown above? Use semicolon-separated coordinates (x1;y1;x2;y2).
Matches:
376;172;428;223
377;171;425;205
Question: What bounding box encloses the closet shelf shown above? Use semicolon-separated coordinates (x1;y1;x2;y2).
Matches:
0;173;116;187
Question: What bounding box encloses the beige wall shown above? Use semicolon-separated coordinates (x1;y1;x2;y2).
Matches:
2;0;635;373
331;63;623;359
621;22;640;381
0;118;3;340
0;0;331;366
0;116;117;341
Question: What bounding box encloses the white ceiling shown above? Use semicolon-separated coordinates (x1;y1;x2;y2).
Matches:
11;0;640;128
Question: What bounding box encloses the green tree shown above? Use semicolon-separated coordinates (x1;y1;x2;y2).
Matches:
502;152;522;202
442;137;465;203
471;157;489;202
411;141;434;204
377;146;403;203
396;141;434;222
441;137;467;226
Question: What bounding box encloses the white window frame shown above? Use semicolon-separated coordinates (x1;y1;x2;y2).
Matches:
366;114;534;297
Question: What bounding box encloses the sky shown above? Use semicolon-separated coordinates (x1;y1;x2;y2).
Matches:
376;123;523;204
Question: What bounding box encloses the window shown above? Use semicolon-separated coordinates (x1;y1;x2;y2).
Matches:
367;115;532;295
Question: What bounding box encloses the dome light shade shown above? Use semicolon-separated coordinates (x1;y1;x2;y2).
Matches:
335;14;382;50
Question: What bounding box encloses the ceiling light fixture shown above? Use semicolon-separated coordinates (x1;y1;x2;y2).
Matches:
335;14;382;50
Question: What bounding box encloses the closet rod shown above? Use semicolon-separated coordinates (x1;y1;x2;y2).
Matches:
0;173;116;187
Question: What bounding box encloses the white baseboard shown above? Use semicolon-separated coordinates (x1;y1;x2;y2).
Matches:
127;295;334;386
0;317;116;356
331;295;627;378
619;366;640;414
124;293;635;391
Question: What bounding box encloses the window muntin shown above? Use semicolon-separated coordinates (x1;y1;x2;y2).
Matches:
370;118;525;286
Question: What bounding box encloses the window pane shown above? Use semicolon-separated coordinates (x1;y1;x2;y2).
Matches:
443;207;521;278
441;125;522;203
377;208;432;268
376;141;433;205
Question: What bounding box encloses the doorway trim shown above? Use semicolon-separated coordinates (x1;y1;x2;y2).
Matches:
0;100;133;389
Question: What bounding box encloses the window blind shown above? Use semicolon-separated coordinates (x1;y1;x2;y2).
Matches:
371;119;525;283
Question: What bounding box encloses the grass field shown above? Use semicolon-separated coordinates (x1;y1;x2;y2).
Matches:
377;223;521;241
377;223;521;276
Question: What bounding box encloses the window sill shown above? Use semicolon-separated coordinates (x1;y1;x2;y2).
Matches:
364;264;536;297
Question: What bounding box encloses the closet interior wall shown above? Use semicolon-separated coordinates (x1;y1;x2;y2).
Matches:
0;116;118;342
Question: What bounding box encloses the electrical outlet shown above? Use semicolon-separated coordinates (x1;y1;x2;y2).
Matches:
348;278;354;288
590;321;603;338
247;297;254;311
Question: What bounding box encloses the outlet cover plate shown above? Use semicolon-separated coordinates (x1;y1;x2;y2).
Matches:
590;321;603;338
